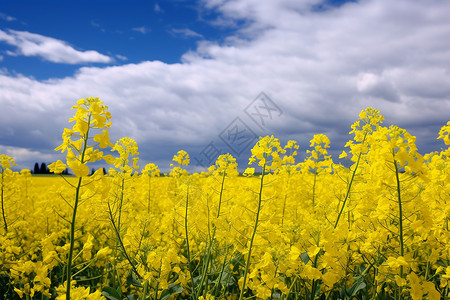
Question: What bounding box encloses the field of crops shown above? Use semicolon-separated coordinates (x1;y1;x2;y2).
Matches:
1;98;450;300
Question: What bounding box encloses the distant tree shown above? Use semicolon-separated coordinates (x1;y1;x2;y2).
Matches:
90;168;95;176
102;168;107;175
62;169;69;175
33;163;40;174
40;163;49;174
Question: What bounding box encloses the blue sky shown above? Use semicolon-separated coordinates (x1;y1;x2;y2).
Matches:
1;0;450;172
1;1;232;79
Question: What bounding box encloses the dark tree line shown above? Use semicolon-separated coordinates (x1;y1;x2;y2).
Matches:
31;163;107;176
32;162;69;175
90;168;108;175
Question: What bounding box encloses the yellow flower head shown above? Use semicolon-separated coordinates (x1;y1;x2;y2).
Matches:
243;167;255;177
54;97;114;178
248;135;285;171
48;160;68;174
173;150;190;166
214;154;238;176
0;154;16;170
438;121;450;145
350;107;384;140
111;137;140;173
142;163;160;177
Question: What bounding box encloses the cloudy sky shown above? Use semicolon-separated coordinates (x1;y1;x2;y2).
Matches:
1;0;450;172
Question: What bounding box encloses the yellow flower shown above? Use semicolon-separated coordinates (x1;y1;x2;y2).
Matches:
68;160;90;177
394;275;407;287
102;154;115;164
86;290;106;300
0;154;16;169
437;121;450;145
407;272;423;300
96;247;112;259
48;160;68;174
93;129;114;148
243;167;255;176
303;264;322;280
142;163;160;176
442;266;450;279
173;150;190;166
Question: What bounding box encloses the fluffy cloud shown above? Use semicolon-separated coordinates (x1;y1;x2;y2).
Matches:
357;73;399;102
0;145;56;168
132;27;150;34
0;29;112;64
1;0;450;170
170;28;204;39
0;13;16;22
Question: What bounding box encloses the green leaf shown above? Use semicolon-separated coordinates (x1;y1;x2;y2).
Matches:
160;284;184;300
102;286;121;300
300;252;310;264
346;277;366;298
219;268;236;286
127;271;142;287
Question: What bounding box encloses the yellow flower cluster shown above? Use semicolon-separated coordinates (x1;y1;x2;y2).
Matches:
50;97;113;177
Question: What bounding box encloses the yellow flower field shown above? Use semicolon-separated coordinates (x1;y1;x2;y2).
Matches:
1;98;450;300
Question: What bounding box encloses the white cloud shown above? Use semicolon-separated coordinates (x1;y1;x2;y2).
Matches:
90;20;106;32
0;29;112;64
170;28;204;39
1;0;450;170
0;145;57;170
116;54;128;61
154;3;163;13
357;73;399;102
91;20;101;28
132;27;150;34
0;12;16;22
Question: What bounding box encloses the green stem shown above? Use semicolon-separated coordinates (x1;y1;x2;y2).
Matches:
393;156;404;290
217;170;226;218
239;155;267;300
282;173;291;226
155;265;162;300
282;276;297;300
282;194;287;226
393;159;404;259
117;171;126;235
312;171;317;206
140;280;149;300
334;153;360;228
184;183;196;300
108;201;142;279
1;170;7;234
213;245;229;297
334;133;367;228
147;175;152;214
310;246;320;300
66;115;91;300
198;227;216;297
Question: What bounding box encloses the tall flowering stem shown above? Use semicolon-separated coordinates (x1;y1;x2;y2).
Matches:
142;163;160;214
239;154;266;300
393;157;404;272
212;154;238;218
335;108;383;228
49;97;113;300
170;150;197;298
107;138;140;236
0;155;16;235
239;136;284;300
